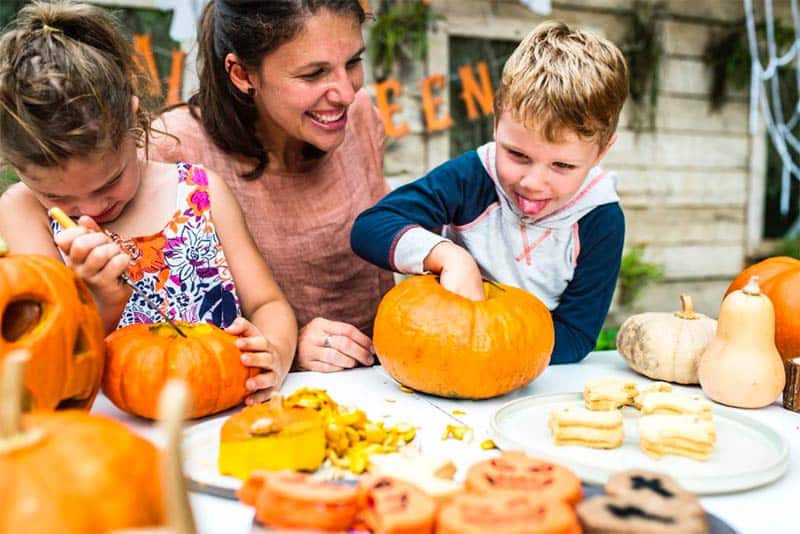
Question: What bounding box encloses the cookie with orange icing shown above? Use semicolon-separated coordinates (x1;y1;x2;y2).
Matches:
465;451;582;505
437;493;581;534
249;471;359;531
357;475;437;534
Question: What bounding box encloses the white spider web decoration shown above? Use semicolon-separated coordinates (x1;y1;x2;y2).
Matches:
745;0;800;236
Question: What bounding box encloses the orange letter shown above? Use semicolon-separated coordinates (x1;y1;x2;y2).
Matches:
420;73;453;133
372;79;409;138
132;34;161;97
166;49;186;105
458;61;494;120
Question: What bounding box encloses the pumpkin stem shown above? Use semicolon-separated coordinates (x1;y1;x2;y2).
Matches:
158;380;196;534
0;234;7;257
0;350;44;452
742;276;762;296
674;294;698;319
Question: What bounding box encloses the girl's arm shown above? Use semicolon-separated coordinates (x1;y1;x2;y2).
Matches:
207;171;297;401
0;185;130;332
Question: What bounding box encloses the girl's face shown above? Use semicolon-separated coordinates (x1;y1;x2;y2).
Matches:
494;111;616;220
19;135;142;224
252;9;365;155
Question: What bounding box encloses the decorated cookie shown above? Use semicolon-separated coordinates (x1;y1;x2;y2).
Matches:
368;452;463;503
639;414;716;461
576;495;708;533
633;382;673;409
605;469;705;517
437;493;581;534
465;451;582;505
250;471;359;531
638;392;713;420
357;475;437;534
584;378;638;410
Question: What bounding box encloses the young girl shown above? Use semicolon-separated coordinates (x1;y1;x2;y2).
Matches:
0;1;296;404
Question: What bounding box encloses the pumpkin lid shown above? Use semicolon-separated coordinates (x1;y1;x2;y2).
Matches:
220;403;323;441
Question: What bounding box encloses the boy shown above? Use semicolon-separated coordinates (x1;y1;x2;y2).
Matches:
351;21;628;364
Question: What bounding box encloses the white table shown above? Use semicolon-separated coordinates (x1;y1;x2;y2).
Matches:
92;351;797;534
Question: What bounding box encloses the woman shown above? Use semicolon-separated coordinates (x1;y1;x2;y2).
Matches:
148;0;393;372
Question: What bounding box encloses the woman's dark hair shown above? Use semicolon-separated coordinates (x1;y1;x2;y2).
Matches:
192;0;366;179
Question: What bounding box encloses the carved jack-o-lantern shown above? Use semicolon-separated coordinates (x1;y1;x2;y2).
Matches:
437;493;580;534
465;451;583;505
0;237;105;410
357;476;437;533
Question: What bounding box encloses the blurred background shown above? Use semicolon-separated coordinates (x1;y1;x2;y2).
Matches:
2;0;799;349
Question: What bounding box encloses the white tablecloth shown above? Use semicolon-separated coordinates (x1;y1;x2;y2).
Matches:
92;350;797;534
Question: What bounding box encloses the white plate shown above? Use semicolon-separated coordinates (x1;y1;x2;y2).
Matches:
490;392;789;495
182;416;241;498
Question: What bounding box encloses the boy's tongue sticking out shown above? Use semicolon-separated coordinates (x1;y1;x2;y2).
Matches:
517;194;549;216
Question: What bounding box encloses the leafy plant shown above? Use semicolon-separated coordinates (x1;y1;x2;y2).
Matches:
618;245;663;307
0;168;18;194
368;0;438;81
594;325;620;351
620;0;665;132
775;236;800;259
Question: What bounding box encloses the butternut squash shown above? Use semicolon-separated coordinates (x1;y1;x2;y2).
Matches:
698;277;786;408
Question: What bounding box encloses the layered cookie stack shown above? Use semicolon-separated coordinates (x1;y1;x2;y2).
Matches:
577;469;708;533
583;378;638;410
639;415;717;461
548;406;624;449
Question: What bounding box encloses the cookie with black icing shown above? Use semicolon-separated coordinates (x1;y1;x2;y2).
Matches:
576;495;708;534
605;469;705;517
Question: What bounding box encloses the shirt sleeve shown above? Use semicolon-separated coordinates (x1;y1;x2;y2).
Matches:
351;150;497;273
550;202;625;365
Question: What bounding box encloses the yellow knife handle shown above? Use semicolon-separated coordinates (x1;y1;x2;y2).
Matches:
48;207;77;229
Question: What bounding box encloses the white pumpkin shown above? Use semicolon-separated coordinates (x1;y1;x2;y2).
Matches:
616;295;717;384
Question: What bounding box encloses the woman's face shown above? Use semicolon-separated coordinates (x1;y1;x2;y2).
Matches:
253;9;365;155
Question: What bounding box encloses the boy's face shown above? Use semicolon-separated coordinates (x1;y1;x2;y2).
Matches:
494;111;616;220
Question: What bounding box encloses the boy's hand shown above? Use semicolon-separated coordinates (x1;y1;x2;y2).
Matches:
53;215;131;304
226;317;286;405
296;317;375;372
424;242;486;301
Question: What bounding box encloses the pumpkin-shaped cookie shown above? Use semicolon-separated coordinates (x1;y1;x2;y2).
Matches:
438;493;580;534
357;476;437;534
374;275;553;399
0;237;104;410
104;322;257;419
465;451;582;505
249;471;359;531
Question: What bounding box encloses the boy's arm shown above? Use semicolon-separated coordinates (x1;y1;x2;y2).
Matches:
550;203;625;364
351;151;496;273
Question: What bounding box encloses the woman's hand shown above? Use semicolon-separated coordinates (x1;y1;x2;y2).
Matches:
226;317;287;405
296;317;375;372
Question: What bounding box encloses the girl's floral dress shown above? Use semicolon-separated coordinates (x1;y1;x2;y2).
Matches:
51;162;241;328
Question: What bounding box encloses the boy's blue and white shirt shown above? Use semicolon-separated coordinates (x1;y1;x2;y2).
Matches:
351;142;625;364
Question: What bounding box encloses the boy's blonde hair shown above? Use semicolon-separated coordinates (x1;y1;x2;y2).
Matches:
0;1;149;171
494;21;628;147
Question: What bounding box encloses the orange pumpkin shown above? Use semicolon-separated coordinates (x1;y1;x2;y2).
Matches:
0;236;104;410
103;322;257;419
726;256;800;360
0;351;164;532
373;275;554;399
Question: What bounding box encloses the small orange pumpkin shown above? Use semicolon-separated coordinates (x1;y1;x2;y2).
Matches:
726;256;800;360
373;275;554;399
0;351;164;532
0;235;104;410
103;322;257;419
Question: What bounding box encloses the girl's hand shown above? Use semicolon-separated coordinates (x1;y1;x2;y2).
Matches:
296;317;374;372
53;215;131;304
226;317;287;405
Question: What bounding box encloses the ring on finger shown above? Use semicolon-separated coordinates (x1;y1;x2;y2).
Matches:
323;334;333;349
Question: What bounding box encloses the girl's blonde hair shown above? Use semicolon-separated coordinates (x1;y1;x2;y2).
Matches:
0;1;149;170
494;21;629;148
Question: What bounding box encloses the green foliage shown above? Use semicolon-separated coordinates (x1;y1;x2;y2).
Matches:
368;0;437;81
1;168;18;194
620;1;665;132
775;236;800;259
594;325;620;351
618;246;663;307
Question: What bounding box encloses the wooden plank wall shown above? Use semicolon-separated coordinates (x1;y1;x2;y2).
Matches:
378;0;783;318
